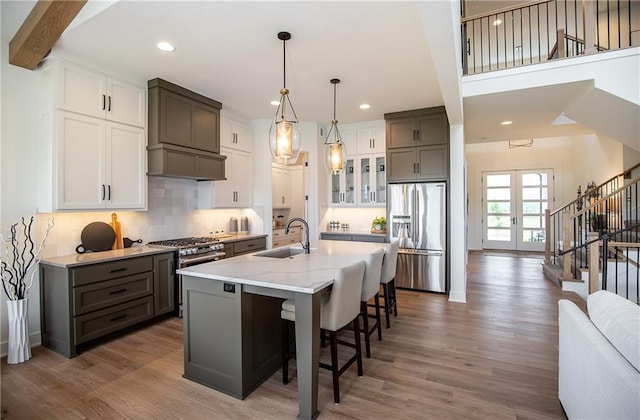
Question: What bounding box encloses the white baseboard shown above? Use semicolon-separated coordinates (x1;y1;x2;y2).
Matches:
0;331;42;358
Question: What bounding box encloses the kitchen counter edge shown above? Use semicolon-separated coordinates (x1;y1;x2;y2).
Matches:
40;246;176;268
212;233;268;244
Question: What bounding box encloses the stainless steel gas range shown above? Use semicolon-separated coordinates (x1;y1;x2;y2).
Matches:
148;237;225;317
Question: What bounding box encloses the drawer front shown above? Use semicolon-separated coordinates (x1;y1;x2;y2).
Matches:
234;237;266;255
74;296;154;345
72;256;153;287
73;272;153;316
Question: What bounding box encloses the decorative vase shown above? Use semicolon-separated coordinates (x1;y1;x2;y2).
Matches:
374;224;382;231
7;298;31;364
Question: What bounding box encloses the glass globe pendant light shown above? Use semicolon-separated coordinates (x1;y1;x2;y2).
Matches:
324;78;346;174
269;31;301;165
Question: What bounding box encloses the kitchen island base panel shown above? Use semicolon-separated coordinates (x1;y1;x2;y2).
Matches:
182;275;283;400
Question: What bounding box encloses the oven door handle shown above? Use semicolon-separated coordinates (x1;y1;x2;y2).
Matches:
180;252;226;266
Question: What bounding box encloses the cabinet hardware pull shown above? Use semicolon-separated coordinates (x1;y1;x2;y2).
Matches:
102;184;106;200
416;129;420;141
109;267;127;273
107;185;111;200
109;314;127;322
102;95;106;110
416;163;420;173
413;129;416;141
247;244;255;247
109;288;127;295
108;96;112;112
372;138;375;149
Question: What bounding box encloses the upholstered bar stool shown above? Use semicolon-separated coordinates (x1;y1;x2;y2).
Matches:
380;241;399;328
360;248;384;358
281;260;366;404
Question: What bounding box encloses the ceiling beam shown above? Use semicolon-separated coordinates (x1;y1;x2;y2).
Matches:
9;0;88;70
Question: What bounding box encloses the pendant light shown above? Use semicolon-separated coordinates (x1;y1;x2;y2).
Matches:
269;31;301;165
324;78;346;174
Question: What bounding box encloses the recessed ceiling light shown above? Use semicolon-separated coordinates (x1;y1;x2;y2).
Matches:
156;42;175;52
359;104;370;110
270;100;280;106
493;19;502;26
501;120;513;125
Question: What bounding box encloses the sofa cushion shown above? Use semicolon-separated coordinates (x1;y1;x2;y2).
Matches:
588;290;640;371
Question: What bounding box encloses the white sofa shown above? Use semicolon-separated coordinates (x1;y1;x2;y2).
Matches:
558;291;640;419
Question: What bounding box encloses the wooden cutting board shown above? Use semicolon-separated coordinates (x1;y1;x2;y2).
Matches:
111;213;124;249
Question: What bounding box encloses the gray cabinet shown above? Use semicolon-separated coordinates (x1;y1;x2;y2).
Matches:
320;232;387;243
388;144;448;182
154;252;175;316
40;251;175;358
147;78;225;180
182;275;283;399
385;107;449;182
221;236;267;259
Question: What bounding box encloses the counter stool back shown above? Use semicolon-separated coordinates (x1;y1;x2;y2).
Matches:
360;248;384;358
380;241;399;328
281;260;366;404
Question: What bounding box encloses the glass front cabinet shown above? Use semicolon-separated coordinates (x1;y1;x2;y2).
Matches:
358;155;386;206
330;157;356;205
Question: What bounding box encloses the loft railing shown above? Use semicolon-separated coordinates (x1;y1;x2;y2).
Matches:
461;0;639;75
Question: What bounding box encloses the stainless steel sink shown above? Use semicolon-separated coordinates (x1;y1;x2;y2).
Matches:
255;247;306;259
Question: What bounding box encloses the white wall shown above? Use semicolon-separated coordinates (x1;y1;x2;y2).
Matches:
465;134;624;250
1;18;47;356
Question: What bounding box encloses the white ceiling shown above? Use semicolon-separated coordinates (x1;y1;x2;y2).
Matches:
3;0;621;146
2;0;444;125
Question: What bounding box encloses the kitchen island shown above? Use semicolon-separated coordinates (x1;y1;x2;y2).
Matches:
177;240;387;420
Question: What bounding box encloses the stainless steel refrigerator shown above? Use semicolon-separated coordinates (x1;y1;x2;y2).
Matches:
388;182;447;293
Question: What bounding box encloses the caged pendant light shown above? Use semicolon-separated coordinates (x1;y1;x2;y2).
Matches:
324;78;346;174
269;31;301;165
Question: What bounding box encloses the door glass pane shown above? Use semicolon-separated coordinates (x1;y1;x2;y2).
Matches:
487;228;511;241
519;171;550;248
522;173;547;186
487;202;510;213
487;188;510;200
345;159;355;204
361;157;371;203
331;173;340;204
487;174;510;187
522;187;547;200
375;157;386;203
523;229;545;242
487;215;510;227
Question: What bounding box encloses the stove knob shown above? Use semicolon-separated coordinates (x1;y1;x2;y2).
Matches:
179;249;187;256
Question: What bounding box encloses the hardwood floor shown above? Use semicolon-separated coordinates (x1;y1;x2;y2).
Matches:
2;252;584;419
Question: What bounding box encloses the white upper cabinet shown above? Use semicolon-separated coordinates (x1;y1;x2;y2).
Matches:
326;121;386;207
39;58;147;212
220;116;252;152
56;60;146;128
355;121;385;154
55;111;146;210
273;165;292;209
199;115;253;209
199;147;253;209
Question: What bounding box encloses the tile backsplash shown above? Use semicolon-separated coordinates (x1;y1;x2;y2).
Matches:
36;177;259;257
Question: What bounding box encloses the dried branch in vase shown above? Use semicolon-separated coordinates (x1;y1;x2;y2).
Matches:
1;216;55;300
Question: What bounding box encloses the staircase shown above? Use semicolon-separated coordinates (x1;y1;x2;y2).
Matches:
543;163;640;303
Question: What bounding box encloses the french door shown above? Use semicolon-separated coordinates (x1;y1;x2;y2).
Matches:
483;169;553;251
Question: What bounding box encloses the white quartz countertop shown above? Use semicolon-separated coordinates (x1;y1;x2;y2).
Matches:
40;246;174;268
177;240;387;294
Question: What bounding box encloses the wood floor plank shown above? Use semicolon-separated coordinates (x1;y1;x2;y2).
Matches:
2;251;581;419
